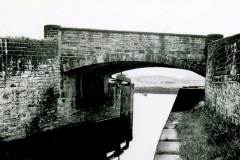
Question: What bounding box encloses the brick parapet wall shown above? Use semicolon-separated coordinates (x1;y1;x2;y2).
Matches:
206;34;240;124
0;37;61;141
60;28;206;62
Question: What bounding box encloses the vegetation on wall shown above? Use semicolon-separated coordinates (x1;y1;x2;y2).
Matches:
176;102;240;160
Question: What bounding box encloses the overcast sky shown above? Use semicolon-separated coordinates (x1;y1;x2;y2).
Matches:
0;0;239;78
0;0;239;39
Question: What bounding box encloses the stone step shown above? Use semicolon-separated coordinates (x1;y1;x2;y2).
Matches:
154;112;183;159
155;141;181;154
164;121;179;129
154;154;182;160
160;129;179;141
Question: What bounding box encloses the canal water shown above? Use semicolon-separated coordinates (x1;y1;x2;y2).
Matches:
113;93;177;160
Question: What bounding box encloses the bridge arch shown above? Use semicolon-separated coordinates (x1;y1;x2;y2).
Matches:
64;58;205;77
44;25;222;121
63;60;205;108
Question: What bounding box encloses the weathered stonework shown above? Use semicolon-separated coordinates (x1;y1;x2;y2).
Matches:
206;34;240;124
42;25;211;140
2;24;239;145
0;38;60;141
0;36;134;142
44;25;207;76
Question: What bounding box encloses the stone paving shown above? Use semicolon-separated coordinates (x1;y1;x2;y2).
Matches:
154;112;183;160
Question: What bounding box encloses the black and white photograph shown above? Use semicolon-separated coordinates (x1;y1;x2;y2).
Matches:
0;0;239;159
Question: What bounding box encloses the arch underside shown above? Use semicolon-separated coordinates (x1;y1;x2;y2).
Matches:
64;60;206;77
62;53;206;76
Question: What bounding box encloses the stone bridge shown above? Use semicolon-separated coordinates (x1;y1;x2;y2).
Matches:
45;25;213;76
43;25;222;112
1;24;240;159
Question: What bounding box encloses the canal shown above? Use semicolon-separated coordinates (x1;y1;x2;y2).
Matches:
113;93;177;160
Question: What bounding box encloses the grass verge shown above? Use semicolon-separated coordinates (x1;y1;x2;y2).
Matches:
176;102;240;160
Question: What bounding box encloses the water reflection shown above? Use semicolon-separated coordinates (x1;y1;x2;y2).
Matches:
113;93;177;160
0;93;176;160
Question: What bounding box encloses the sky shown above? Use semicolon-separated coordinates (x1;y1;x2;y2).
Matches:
123;67;204;80
0;0;239;39
0;0;239;78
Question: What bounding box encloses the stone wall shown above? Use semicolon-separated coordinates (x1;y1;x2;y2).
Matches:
206;34;240;124
0;38;60;141
0;35;134;141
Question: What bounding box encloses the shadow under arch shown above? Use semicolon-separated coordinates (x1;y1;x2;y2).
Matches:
64;60;206;77
63;60;205;108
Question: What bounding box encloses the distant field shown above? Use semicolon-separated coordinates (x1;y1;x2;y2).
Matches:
134;87;179;94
